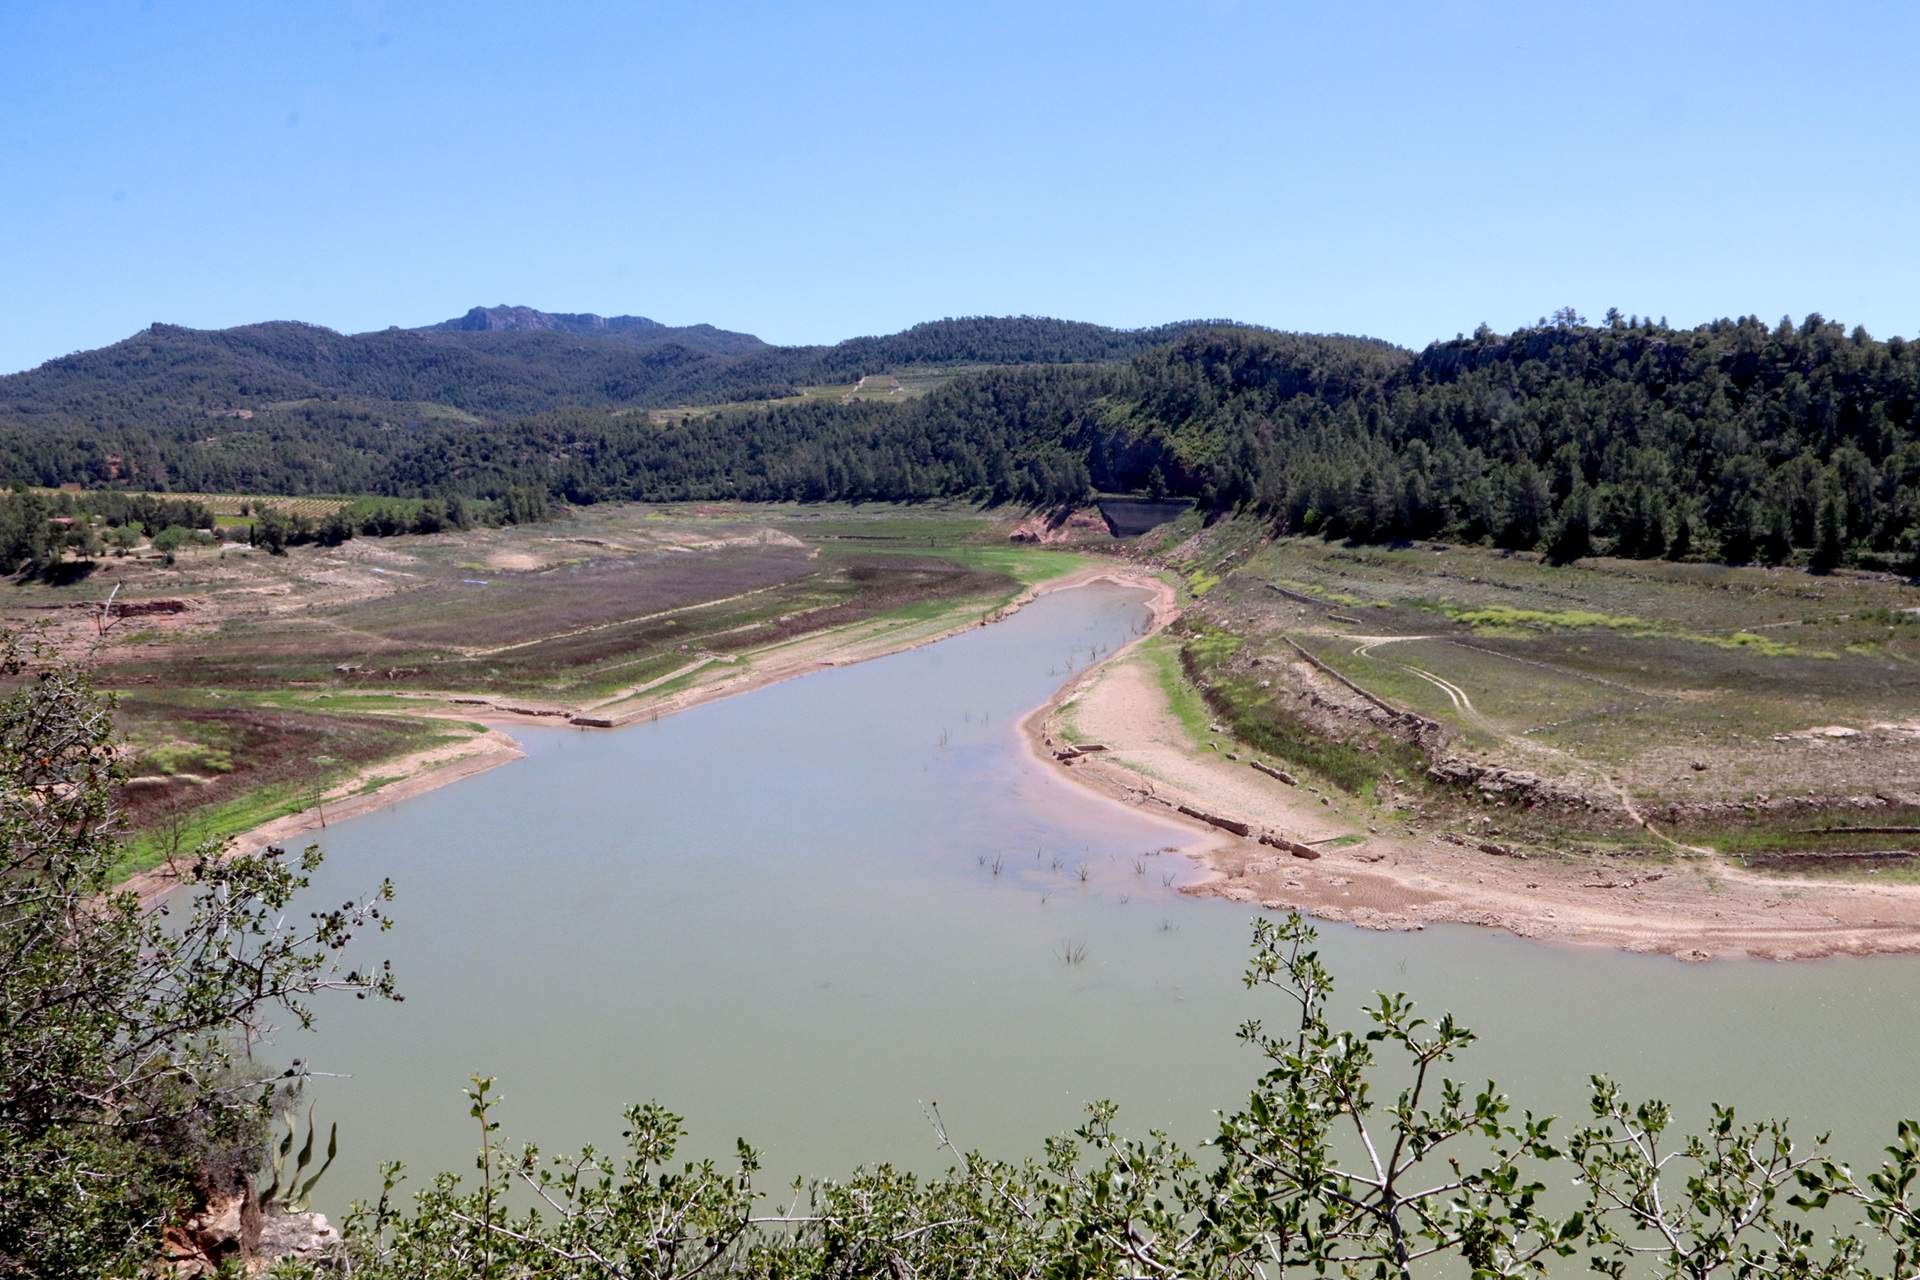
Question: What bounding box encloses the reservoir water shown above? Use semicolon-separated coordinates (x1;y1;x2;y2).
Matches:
279;583;1920;1217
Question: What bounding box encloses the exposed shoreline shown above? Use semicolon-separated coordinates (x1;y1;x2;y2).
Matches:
1019;587;1920;963
129;560;1156;898
128;729;527;903
135;557;1920;962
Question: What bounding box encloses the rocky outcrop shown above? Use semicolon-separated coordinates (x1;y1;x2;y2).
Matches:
1258;831;1322;860
1177;804;1252;837
422;306;764;353
154;1164;344;1278
255;1210;342;1270
159;1192;339;1277
1250;760;1298;785
160;1191;260;1275
1425;758;1599;811
1008;508;1112;545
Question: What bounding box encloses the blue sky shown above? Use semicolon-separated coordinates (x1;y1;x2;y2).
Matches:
2;1;1915;373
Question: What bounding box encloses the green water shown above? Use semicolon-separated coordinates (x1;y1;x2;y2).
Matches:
274;583;1920;1219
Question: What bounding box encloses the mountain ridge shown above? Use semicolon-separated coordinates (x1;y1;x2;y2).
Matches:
416;305;768;355
0;311;1266;423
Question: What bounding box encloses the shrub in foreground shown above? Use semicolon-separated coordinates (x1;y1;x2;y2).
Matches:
3;629;1918;1278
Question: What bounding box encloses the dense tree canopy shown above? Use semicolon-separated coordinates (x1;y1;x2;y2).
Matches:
4;311;1919;570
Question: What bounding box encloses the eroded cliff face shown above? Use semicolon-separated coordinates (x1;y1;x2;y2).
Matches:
1007;507;1113;545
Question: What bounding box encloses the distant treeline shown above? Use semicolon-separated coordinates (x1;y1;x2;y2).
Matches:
254;486;550;552
6;311;1920;571
0;485;550;576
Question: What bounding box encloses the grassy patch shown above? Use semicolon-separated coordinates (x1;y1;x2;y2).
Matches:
1691;630;1809;657
921;545;1088;589
1431;600;1826;657
1448;605;1650;632
111;781;307;881
135;741;234;776
1055;695;1085;745
1179;629;1425;799
1184;627;1243;667
1138;637;1215;748
109;725;472;881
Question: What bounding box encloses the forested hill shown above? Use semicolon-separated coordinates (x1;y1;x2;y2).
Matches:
385;314;1920;571
4;310;1919;570
418;305;767;352
0;310;1248;427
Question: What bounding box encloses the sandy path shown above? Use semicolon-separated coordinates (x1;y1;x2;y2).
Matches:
1028;624;1920;962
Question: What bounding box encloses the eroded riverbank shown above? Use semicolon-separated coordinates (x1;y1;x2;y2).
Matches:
1026;605;1920;961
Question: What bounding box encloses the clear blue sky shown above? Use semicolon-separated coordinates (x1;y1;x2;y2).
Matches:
3;1;1915;373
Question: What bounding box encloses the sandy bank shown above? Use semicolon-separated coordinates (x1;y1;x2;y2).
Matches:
128;728;526;903
1023;608;1920;962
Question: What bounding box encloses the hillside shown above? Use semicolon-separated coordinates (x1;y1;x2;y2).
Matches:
4;310;1919;572
0;310;1242;425
375;315;1920;572
0;311;1249;491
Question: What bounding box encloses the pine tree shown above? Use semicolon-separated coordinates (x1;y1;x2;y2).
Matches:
1498;463;1552;550
1546;486;1594;565
1810;494;1846;574
1760;506;1794;566
1669;511;1694;561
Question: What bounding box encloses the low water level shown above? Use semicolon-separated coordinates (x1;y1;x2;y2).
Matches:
282;584;1920;1216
